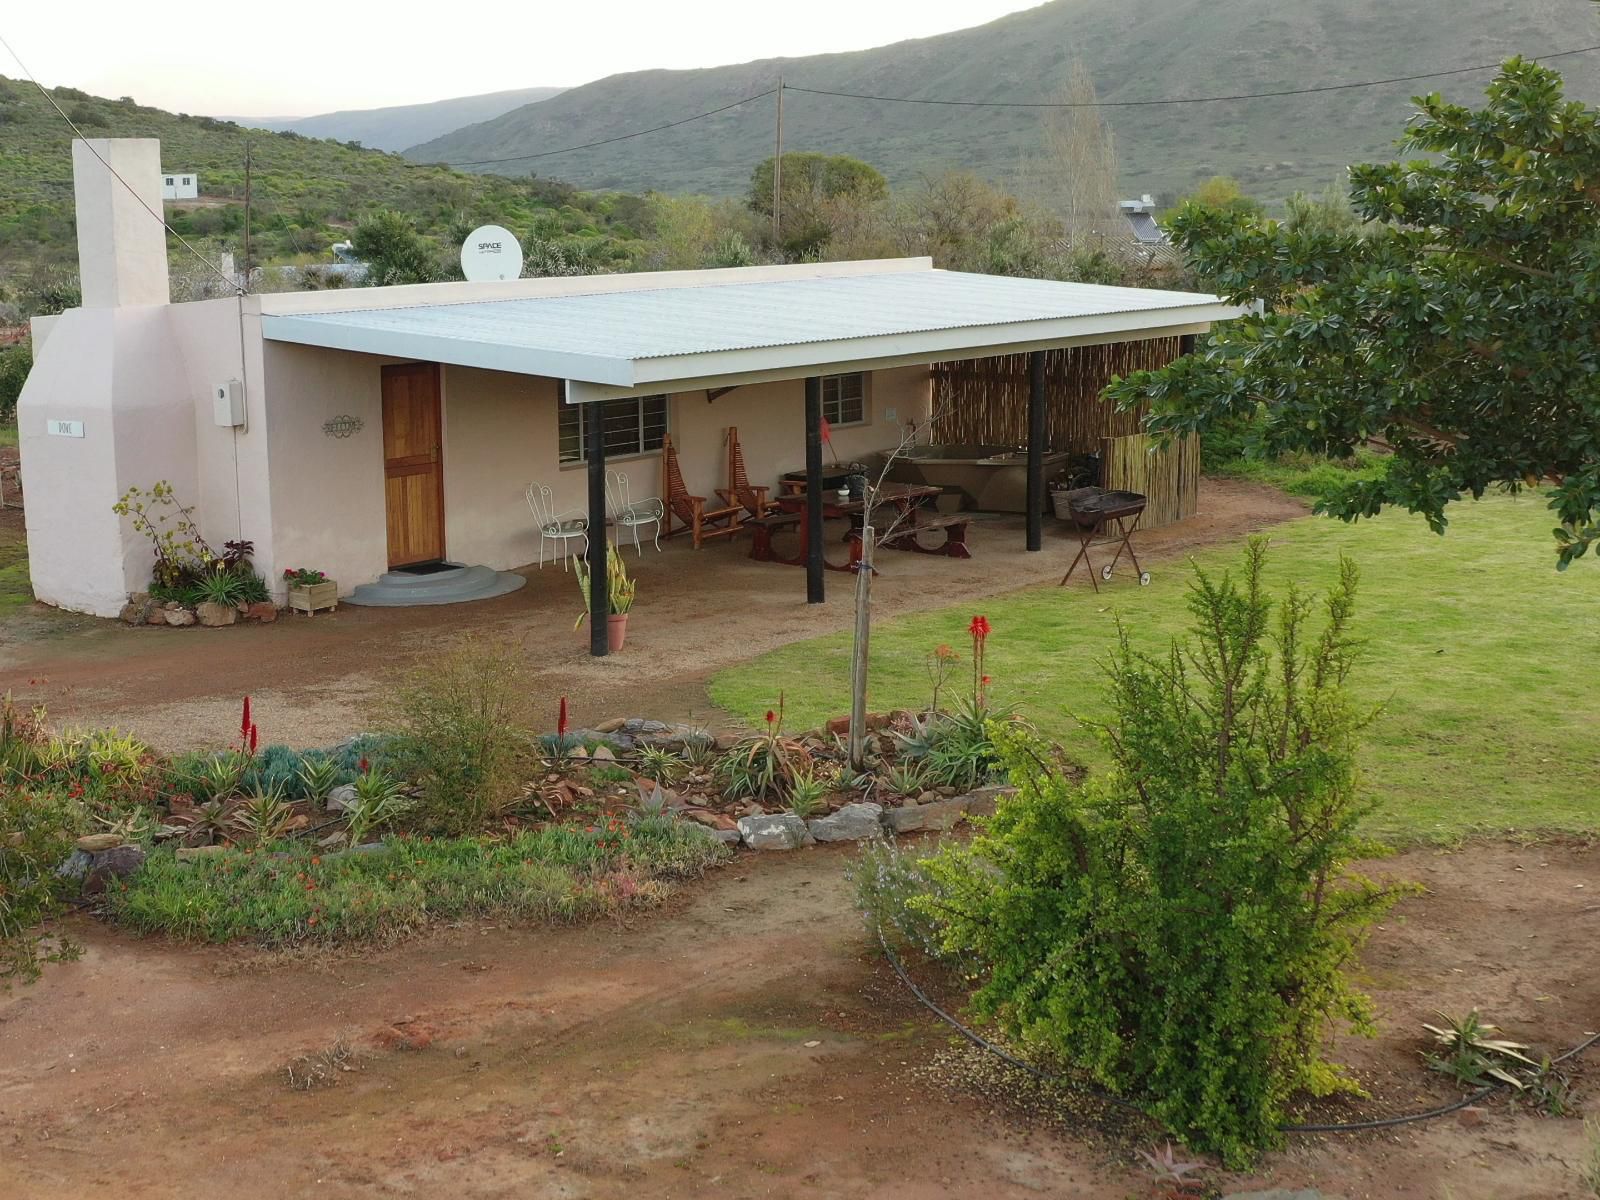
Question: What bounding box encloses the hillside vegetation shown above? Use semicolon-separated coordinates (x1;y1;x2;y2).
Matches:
0;76;633;288
224;87;566;152
408;0;1600;200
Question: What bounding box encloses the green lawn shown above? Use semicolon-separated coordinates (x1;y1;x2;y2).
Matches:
0;511;30;616
711;494;1600;845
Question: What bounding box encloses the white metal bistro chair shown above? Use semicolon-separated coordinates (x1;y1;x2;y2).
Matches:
606;468;665;555
525;483;589;570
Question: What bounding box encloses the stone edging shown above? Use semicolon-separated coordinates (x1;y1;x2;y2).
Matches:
724;784;1014;851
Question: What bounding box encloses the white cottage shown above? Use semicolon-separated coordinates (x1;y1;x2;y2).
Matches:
19;139;1245;654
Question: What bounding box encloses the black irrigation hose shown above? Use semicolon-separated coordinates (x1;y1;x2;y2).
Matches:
876;923;1600;1136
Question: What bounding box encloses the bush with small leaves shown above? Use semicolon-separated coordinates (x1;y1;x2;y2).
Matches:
918;541;1404;1166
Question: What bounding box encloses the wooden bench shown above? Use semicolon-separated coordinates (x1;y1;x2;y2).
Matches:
883;513;972;559
745;510;804;563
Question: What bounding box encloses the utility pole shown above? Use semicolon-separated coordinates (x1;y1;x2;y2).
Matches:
772;75;783;247
242;140;253;292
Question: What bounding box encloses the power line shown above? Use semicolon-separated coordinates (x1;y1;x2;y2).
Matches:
437;88;776;168
0;29;243;295
435;43;1600;173
784;43;1600;109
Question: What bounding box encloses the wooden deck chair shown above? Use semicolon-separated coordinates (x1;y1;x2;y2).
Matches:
661;434;744;549
716;426;777;520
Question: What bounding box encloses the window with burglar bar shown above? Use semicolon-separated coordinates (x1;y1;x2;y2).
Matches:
821;373;867;427
558;395;669;464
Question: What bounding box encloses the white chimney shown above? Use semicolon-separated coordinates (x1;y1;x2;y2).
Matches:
72;138;170;308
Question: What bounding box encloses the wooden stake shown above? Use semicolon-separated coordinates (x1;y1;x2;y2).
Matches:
772;76;784;247
848;524;873;769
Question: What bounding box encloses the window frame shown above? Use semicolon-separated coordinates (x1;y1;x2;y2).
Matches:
558;394;669;466
819;372;868;428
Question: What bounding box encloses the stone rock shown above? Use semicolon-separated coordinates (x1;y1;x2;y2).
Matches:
737;812;815;851
964;784;1014;818
326;784;358;814
824;716;851;737
75;833;124;853
196;601;237;628
162;606;197;627
1458;1105;1487;1128
685;809;738;832
243;601;278;623
916;790;939;806
593;717;628;734
328;842;389;860
808;802;884;843
884;793;977;835
175;845;225;862
119;594;155;625
710;828;742;845
714;733;741;753
591;744;616;762
936;785;958;797
81;844;146;894
54;850;92;882
57;843;146;893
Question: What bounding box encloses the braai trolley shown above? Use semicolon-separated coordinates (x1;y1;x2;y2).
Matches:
1053;486;1150;591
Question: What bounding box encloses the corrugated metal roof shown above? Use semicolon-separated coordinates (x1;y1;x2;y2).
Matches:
261;267;1239;391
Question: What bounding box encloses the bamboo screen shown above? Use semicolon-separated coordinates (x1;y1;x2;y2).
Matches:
929;338;1200;528
1102;432;1200;529
928;338;1181;454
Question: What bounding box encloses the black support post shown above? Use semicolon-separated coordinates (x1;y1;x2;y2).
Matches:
1025;349;1046;552
804;376;825;604
583;390;609;657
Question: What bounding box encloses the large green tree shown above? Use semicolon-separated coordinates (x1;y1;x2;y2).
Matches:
1110;59;1600;567
748;152;888;258
351;210;443;286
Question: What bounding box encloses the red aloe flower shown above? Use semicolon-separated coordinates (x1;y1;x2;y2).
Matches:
764;709;776;726
240;695;252;738
248;723;259;755
358;756;370;773
558;695;569;738
967;615;991;641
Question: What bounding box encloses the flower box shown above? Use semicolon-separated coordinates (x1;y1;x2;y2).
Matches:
287;579;338;615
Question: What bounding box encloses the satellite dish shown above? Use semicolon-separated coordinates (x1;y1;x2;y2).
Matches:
459;224;523;282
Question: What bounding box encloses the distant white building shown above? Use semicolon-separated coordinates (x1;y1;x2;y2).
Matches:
160;171;198;200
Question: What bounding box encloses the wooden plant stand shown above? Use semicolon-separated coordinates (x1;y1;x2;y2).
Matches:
288;580;339;615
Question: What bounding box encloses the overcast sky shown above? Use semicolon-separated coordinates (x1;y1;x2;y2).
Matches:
2;1;1043;116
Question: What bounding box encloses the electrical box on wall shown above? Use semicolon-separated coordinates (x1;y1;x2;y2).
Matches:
213;379;244;428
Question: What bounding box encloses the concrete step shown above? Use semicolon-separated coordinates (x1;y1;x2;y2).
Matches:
343;563;528;607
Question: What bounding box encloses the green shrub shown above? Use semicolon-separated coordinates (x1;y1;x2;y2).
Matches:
0;342;31;423
0;786;83;988
918;540;1402;1166
104;820;729;946
894;694;1011;791
386;639;530;834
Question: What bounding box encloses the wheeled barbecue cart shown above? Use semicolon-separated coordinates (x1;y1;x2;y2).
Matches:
1054;487;1150;591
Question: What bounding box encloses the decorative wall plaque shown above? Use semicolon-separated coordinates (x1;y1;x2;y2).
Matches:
322;414;364;439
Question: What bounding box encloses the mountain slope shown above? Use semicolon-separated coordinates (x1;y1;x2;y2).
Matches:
407;0;1600;201
223;87;566;152
0;78;616;280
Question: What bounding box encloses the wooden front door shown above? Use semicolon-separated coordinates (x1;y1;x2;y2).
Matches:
381;363;445;568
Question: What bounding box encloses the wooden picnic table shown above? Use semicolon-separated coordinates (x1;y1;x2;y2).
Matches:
748;481;973;570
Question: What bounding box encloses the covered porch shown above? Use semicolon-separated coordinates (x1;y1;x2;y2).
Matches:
260;258;1244;655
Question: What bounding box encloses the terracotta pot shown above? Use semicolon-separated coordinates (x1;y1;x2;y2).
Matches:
606;612;629;652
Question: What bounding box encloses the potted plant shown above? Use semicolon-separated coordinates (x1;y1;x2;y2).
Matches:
575;543;637;651
283;567;337;615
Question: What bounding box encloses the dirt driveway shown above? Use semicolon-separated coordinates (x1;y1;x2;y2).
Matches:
1;840;1595;1200
0;480;1305;749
